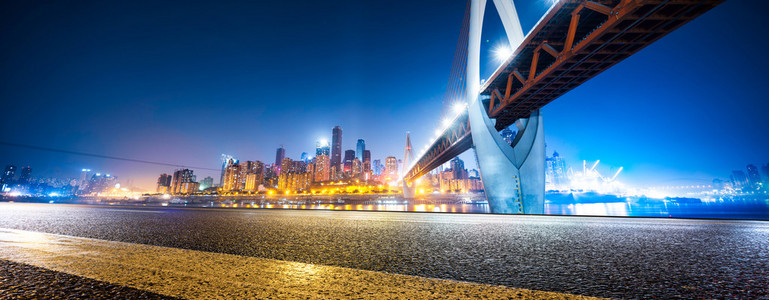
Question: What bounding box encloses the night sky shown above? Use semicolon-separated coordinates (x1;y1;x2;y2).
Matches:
1;0;767;190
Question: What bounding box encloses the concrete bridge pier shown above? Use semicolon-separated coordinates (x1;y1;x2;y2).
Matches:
466;0;544;214
467;96;545;214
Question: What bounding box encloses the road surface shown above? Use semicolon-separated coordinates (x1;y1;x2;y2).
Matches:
0;203;766;298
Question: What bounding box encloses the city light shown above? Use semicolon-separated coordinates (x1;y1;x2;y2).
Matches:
492;44;513;63
451;102;466;115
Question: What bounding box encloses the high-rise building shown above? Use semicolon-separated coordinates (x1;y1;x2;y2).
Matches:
244;173;263;192
356;139;365;160
156;173;172;193
546;151;568;188
1;165;17;192
385;156;398;180
300;152;309;163
1;165;17;190
746;164;762;189
362;150;371;175
343;150;355;174
222;159;242;192
199;176;214;190
373;159;382;176
235;161;264;190
18;166;31;184
220;154;234;187
331;126;342;169
316;140;330;156
314;154;330;182
450;157;467;180
171;169;196;194
352;158;362;178
280;158;294;175
275;147;286;173
293;160;307;173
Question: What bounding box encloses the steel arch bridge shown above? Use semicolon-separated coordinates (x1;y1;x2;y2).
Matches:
402;0;723;213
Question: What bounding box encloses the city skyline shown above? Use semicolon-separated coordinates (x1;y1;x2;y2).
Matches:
1;1;768;190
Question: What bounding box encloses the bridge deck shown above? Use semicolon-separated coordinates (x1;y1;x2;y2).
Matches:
405;0;722;182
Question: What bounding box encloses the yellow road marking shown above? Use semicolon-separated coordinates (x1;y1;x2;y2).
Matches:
0;228;603;299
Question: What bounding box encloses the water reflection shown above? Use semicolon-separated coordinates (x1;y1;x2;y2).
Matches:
243;202;490;214
228;193;768;219
33;192;769;219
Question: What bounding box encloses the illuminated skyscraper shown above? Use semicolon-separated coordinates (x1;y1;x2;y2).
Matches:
157;173;172;193
352;158;362;178
331;126;342;170
275;146;286;173
280;158;294;175
314;154;330;182
385;156;398;180
222;159;241;192
356;139;365;160
293;160;307;173
373;159;382;176
343;150;355;174
244;173;263;192
171;169;197;194
300;152;309;163
220;154;233;187
1;165;16;191
362;150;371;174
546;151;568;187
316;140;330;156
450;157;467;180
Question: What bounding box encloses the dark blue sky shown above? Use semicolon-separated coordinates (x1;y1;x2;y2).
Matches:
1;0;767;190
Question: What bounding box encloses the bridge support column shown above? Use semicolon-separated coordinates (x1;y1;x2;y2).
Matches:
465;0;544;214
467;97;545;214
402;181;415;199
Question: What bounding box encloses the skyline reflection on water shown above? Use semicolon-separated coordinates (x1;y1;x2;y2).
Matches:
16;192;769;220
218;193;769;220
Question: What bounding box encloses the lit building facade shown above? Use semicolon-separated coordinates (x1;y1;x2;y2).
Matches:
171;169;197;194
156;173;172;193
222;159;242;192
314;154;330;182
331;126;342;172
384;156;398;181
275;147;286;173
343;150;355;174
356;139;365;160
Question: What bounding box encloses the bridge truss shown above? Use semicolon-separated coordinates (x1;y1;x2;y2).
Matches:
404;0;722;183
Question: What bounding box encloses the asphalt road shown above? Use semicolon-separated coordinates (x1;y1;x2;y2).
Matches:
0;203;767;299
